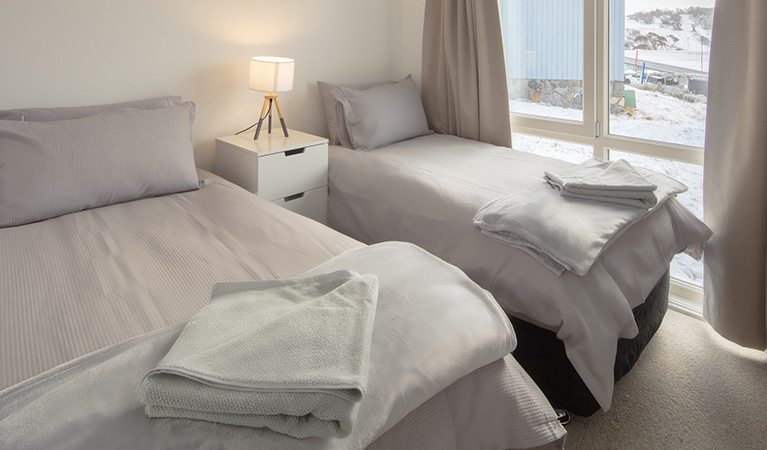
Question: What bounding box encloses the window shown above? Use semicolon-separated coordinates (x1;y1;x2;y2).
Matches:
499;0;715;306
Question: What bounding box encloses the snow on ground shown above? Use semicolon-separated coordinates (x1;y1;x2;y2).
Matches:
510;87;706;286
614;86;707;148
510;101;582;121
511;133;593;164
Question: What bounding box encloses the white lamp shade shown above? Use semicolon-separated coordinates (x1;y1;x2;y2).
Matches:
249;56;294;92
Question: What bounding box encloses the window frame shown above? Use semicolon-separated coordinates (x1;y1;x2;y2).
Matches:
506;0;706;309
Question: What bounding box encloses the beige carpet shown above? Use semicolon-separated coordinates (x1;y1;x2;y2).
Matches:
558;309;767;450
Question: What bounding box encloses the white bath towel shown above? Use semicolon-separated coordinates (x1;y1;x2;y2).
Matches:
137;270;379;439
544;158;667;209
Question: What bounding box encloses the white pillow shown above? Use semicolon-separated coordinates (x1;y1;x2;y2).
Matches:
330;75;431;151
0;102;199;227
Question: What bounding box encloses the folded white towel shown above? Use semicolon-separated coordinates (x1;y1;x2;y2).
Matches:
137;270;379;439
544;159;660;209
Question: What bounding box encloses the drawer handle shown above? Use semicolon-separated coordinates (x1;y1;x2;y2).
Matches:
284;192;305;202
284;149;305;157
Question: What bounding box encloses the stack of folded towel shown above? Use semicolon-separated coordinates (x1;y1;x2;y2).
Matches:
544;158;658;209
137;270;379;439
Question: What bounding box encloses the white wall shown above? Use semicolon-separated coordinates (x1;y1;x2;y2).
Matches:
399;0;426;86
0;0;403;170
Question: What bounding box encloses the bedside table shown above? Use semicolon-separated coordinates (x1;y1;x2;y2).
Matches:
215;130;329;224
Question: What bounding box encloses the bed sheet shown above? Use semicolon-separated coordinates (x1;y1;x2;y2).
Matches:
0;170;564;449
328;134;712;411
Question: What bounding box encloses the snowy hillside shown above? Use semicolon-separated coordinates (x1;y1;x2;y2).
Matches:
624;8;715;73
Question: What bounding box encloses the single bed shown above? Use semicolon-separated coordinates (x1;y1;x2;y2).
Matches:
327;133;711;416
0;98;565;449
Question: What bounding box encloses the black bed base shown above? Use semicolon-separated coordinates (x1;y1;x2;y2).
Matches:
510;270;670;417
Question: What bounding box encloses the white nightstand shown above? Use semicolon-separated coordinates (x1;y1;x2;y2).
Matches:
215;130;329;224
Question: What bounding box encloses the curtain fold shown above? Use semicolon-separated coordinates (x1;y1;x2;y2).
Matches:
421;0;511;148
703;0;767;350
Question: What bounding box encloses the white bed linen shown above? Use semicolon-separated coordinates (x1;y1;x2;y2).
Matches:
328;134;712;411
0;171;359;390
473;170;696;276
0;170;565;449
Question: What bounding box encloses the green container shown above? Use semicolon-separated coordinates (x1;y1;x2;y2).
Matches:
624;89;636;108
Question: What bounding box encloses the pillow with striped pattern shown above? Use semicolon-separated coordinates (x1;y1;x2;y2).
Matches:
0;96;182;122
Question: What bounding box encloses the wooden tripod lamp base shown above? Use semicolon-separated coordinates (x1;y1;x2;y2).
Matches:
249;56;294;139
254;93;289;140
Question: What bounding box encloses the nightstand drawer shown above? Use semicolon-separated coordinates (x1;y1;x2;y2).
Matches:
258;144;328;201
272;186;327;224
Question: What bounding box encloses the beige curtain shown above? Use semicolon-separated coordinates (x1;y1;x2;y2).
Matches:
421;0;511;148
703;0;767;350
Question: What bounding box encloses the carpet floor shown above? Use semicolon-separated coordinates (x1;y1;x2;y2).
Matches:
558;309;767;450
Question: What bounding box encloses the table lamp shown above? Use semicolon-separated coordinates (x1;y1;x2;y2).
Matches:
249;56;294;139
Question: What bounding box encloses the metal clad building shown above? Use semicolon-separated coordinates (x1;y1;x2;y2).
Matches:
499;0;625;82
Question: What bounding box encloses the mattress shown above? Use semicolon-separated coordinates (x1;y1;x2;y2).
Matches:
0;170;565;449
328;134;712;411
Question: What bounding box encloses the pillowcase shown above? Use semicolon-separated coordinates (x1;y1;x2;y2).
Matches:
0;96;182;122
0;102;199;227
330;75;431;151
317;81;392;146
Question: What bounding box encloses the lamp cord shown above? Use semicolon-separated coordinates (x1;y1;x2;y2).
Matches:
235;101;273;135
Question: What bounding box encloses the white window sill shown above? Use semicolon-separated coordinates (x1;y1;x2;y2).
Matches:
669;278;704;320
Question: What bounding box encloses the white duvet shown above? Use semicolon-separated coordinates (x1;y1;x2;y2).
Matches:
473;166;694;276
328;134;712;411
